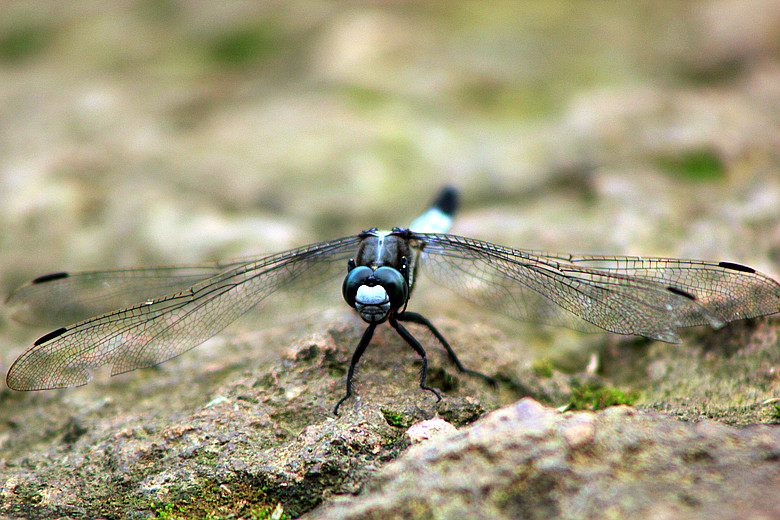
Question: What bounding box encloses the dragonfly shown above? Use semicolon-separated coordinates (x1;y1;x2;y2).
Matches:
5;187;780;414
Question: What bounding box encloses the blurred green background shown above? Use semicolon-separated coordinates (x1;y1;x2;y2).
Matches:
1;0;779;363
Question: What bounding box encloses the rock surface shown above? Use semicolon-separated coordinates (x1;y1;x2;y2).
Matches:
309;398;780;520
1;1;780;519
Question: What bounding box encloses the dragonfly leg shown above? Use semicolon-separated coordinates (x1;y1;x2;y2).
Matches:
388;316;442;403
396;311;497;388
334;323;377;415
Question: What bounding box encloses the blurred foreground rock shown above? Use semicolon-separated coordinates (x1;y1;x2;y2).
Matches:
311;398;780;520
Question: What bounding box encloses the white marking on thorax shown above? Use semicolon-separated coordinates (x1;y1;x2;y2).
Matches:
375;230;391;265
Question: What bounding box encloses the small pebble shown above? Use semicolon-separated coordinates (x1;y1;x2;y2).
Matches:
406;418;457;443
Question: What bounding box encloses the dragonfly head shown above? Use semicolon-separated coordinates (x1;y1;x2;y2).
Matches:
342;265;409;323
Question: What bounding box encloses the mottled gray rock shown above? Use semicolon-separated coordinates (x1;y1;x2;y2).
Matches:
1;2;780;519
0;318;497;519
306;398;780;520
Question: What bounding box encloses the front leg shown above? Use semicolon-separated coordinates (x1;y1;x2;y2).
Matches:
388;316;442;403
334;323;377;415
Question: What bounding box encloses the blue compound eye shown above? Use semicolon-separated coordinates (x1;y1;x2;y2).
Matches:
374;266;409;308
342;266;373;307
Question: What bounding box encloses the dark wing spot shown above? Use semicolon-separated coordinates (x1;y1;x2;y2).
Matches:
718;261;755;273
667;286;697;300
32;271;69;284
34;327;67;346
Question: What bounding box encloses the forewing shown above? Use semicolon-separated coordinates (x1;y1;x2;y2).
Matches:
414;233;780;343
5;264;245;326
564;256;780;326
6;236;361;390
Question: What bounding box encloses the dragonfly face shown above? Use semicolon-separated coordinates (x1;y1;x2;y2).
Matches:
5;186;780;415
342;229;414;323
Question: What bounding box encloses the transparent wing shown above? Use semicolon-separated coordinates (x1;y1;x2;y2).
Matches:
413;233;780;343
6;236;361;390
5;262;251;327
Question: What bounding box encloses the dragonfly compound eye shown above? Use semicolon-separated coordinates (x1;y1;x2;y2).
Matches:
373;266;409;308
342;266;373;307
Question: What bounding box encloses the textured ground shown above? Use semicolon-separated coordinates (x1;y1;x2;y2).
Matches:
1;1;779;519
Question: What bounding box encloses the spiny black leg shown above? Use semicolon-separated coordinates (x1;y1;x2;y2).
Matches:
334;323;377;415
397;311;497;388
388;316;441;403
